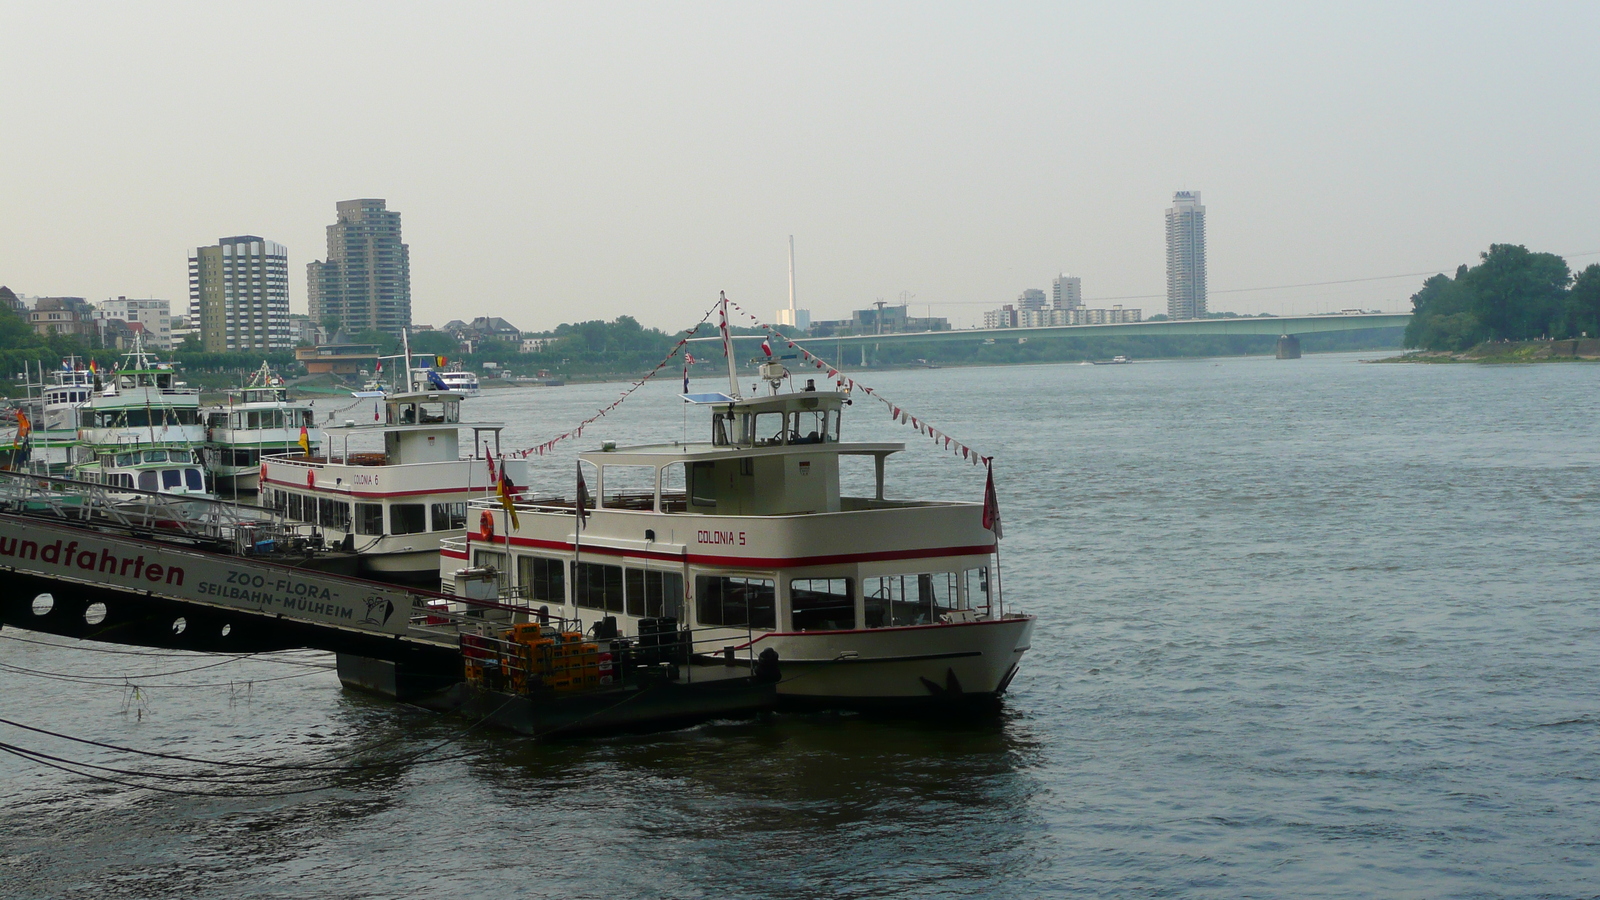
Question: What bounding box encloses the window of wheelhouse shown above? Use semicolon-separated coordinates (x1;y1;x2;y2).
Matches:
789;578;855;630
863;572;959;627
695;576;776;630
790;408;837;444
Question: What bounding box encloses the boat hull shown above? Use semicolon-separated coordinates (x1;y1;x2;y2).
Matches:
751;615;1034;707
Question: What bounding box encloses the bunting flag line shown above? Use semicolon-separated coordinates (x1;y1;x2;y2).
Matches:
512;304;718;458
723;297;991;467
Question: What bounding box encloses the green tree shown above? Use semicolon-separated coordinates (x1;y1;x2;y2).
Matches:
1564;264;1600;338
1404;246;1572;350
351;329;402;354
409;330;459;356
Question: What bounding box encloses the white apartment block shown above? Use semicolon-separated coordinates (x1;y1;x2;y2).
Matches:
97;297;173;349
1052;274;1082;310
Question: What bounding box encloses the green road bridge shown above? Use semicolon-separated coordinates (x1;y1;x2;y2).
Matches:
710;312;1411;362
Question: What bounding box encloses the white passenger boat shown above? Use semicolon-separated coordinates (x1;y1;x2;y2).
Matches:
444;324;1033;710
403;360;476;395
70;341;212;502
203;363;319;494
260;388;526;583
11;359;96;477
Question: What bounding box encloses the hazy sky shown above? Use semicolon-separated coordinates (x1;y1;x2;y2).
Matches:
3;2;1597;332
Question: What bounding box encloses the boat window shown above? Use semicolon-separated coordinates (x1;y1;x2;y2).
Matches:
573;561;624;613
162;469;182;489
137;471;158;492
711;412;732;447
473;550;509;587
601;465;656;511
789;578;856;631
430;501;467;531
689;461;717;508
624;568;682;618
299;409;315;428
863;573;959;627
390;503;427;535
418;402;448;424
287;493;304;520
753;412;786;446
355;503;384;535
660;463;688;512
396;403;417;424
121;474;135;489
319;498;351;530
790;408;835;444
115;453;135;467
144;450;166;463
695;576;776;630
963;567;991;615
517;555;565;604
185;469;204;491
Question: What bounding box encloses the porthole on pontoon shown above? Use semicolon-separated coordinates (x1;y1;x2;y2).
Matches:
84;602;108;625
220;623;232;637
172;617;187;635
31;593;54;616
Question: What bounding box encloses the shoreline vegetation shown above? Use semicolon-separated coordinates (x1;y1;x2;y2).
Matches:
1371;338;1600;364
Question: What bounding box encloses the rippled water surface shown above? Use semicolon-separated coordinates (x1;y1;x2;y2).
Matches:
4;352;1599;898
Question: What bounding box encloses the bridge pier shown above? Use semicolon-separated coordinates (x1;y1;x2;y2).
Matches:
1276;334;1302;359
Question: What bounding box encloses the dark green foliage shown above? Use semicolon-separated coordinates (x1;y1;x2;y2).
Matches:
1405;245;1573;350
1564;264;1600;339
409;330;459;355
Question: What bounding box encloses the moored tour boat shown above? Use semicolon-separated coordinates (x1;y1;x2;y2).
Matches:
70;341;212;503
203;364;319;494
443;326;1033;711
260;388;526;583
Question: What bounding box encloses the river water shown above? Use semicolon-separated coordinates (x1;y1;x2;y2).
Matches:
3;352;1598;899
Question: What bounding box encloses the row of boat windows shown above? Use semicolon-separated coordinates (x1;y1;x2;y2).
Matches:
106;449;201;466
80;408;201;427
90;468;205;492
262;489;467;535
471;552;991;632
205;410;314;430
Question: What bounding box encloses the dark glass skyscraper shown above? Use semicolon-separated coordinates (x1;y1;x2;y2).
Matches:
307;199;411;336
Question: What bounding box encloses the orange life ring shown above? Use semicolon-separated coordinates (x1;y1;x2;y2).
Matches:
259;461;268;484
480;509;495;538
306;470;315;488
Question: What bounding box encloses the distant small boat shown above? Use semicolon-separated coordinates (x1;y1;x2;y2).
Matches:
1091;355;1131;366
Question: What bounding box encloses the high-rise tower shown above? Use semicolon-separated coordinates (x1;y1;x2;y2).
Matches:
189;236;290;352
1165;191;1206;320
1052;274;1082;310
307;199;411;336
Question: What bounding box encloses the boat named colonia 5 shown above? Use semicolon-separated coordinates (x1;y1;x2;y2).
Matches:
444;321;1033;709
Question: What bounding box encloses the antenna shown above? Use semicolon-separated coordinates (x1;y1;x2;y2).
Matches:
719;292;741;399
788;235;796;315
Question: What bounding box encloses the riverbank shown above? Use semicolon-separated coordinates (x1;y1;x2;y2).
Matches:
1370;338;1600;364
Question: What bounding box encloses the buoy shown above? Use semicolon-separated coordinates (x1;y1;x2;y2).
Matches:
480;509;495;538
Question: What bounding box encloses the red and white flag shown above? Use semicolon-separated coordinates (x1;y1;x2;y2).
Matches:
761;338;773;358
982;464;1003;539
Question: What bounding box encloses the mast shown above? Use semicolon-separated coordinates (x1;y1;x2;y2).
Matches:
719;292;741;399
401;328;413;392
788;235;796;319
